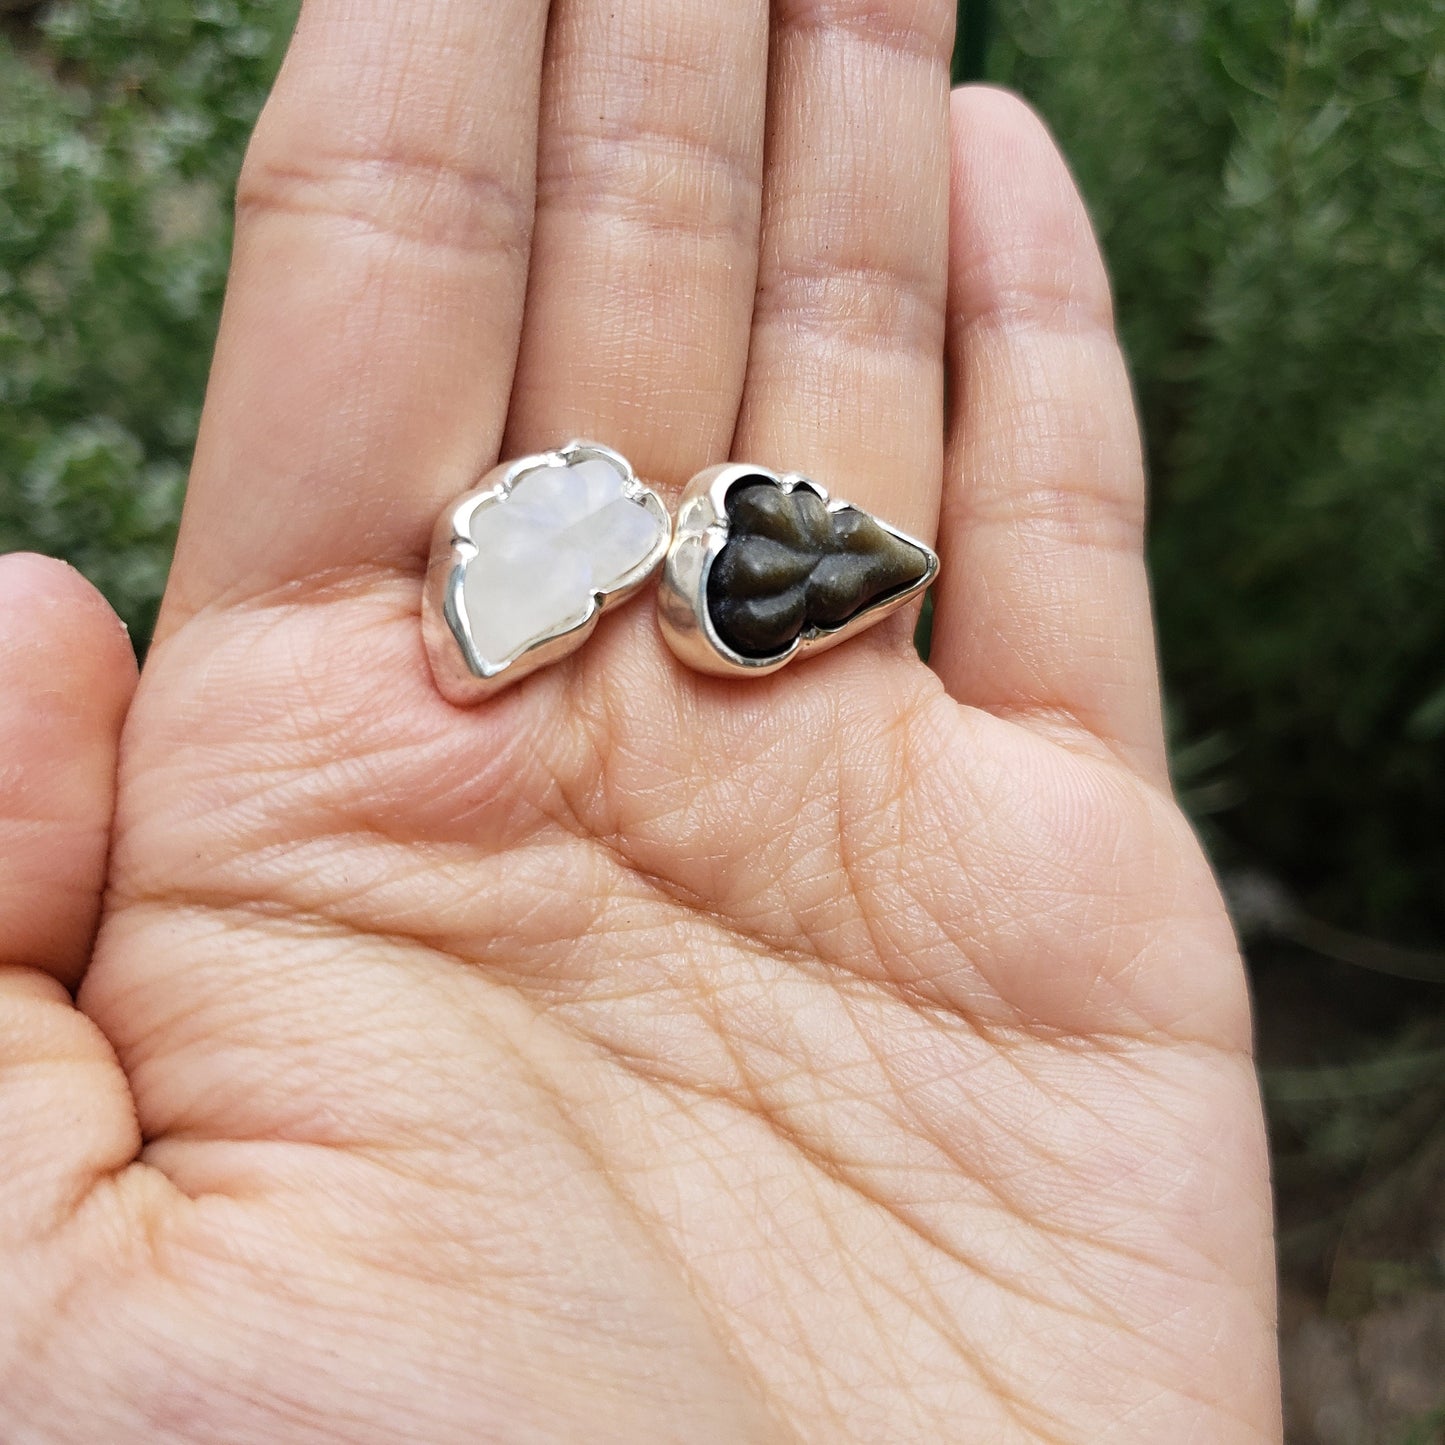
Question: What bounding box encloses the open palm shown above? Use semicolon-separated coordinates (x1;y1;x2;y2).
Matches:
1;0;1280;1439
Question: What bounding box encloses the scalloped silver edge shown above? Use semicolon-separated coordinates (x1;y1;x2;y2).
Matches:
657;463;939;679
423;440;670;703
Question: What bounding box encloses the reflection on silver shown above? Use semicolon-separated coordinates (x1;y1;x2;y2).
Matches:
423;440;669;704
657;463;939;679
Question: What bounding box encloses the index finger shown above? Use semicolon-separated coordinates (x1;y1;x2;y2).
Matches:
159;0;551;635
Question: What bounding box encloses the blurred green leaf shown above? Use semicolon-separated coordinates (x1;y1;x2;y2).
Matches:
0;0;296;641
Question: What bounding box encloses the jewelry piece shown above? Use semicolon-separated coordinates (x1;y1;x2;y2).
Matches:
424;440;669;703
657;464;939;678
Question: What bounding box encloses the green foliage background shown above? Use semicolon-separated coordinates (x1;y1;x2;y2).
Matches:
2;0;1443;1416
0;0;291;640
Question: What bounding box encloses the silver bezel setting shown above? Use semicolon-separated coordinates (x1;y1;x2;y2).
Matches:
657;463;940;678
424;440;670;704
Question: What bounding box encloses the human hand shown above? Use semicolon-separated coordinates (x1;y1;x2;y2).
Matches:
0;0;1280;1438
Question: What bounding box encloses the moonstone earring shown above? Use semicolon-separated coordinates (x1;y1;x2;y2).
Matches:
423;441;670;703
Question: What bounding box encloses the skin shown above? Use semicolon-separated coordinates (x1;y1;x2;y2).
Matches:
0;0;1282;1439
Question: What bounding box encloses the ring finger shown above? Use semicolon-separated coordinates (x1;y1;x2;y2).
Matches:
730;0;955;552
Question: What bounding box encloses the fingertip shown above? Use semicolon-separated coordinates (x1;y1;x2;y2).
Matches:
0;552;139;985
949;83;1056;147
947;84;1115;338
0;552;139;718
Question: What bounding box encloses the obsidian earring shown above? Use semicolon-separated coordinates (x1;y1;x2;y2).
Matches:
657;464;938;678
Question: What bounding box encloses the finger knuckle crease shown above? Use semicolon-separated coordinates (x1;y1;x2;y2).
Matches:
777;0;954;67
236;145;532;264
956;253;1117;340
975;478;1145;554
757;254;947;359
537;120;758;248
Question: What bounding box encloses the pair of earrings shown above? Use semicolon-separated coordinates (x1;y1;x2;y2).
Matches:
423;440;938;704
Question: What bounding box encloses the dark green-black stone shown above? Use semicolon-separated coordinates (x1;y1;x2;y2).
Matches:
706;479;930;658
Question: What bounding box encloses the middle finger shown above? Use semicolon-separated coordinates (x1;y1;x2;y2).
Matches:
502;0;770;489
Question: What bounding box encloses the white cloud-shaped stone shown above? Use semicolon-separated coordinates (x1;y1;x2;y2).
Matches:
460;456;665;672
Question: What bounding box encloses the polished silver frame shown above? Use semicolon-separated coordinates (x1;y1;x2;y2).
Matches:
423;440;669;704
657;463;939;678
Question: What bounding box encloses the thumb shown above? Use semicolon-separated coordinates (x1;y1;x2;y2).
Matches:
0;553;141;1242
